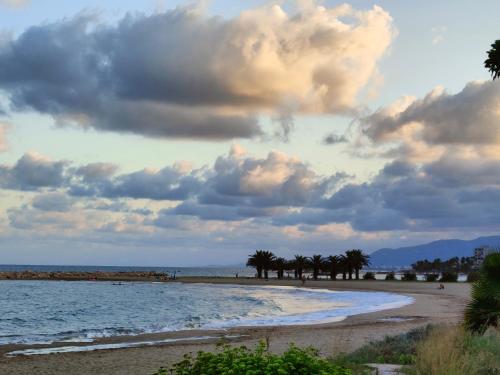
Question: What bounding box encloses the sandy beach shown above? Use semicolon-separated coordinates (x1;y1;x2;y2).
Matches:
0;279;470;375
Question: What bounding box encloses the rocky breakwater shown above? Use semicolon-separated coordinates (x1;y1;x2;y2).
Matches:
0;270;169;282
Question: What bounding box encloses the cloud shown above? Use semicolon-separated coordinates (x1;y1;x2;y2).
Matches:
32;192;74;212
5;142;500;242
322;133;348;145
75;162;118;182
431;26;446;45
0;0;29;8
0;123;8;152
0;152;68;190
0;3;394;140
361;80;500;146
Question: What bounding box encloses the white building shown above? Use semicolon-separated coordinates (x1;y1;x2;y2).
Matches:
473;245;498;268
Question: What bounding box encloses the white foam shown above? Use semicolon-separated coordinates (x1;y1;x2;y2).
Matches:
6;335;243;356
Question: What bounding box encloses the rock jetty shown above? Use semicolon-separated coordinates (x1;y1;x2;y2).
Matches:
0;270;169;282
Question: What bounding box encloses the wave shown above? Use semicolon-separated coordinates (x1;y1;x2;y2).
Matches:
0;282;414;346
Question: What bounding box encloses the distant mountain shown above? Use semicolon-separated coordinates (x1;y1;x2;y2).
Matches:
369;235;500;268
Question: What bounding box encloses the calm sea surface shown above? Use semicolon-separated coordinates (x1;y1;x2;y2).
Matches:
0;264;255;277
0;280;413;346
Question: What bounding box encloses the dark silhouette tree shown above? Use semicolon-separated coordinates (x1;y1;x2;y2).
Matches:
345;249;370;280
294;255;308;280
344;250;356;280
464;253;500;333
247;250;275;279
325;255;341;280
273;257;287;280
308;254;324;280
338;255;348;280
485;40;500;80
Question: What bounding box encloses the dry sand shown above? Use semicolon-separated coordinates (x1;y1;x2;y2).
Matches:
0;279;470;375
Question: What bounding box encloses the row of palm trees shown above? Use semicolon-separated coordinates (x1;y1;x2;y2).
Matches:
246;250;370;281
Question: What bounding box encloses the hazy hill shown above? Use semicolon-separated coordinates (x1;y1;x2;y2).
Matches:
369;235;500;268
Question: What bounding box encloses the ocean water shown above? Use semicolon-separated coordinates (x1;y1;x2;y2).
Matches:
0;264;255;277
0;281;413;346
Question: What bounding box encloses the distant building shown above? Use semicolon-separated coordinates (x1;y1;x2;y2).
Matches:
473;245;498;268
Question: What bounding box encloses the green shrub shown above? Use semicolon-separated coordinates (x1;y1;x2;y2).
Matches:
336;325;432;365
401;271;417;281
439;272;458;282
465;253;500;333
409;326;500;375
425;273;439;282
467;272;480;283
156;342;352;375
385;272;396;281
363;272;376;280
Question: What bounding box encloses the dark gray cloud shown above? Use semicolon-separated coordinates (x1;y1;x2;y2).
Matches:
0;4;393;140
31;192;74;212
75;162;118;182
99;166;200;201
7;144;500;234
362;81;500;145
0;152;67;190
322;133;348;145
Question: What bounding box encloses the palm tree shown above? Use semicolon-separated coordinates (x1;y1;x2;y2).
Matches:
344;250;356;280
345;249;370;280
464;253;500;333
294;255;308;280
273;257;287;280
485;40;500;80
338;255;348;280
247;250;275;279
309;254;324;280
325;255;341;280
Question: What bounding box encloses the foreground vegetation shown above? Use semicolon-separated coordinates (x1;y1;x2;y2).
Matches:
154;326;499;375
408;326;499;375
155;342;353;375
465;252;500;333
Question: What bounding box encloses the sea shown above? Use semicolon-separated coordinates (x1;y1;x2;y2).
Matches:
0;269;414;349
0;264;256;278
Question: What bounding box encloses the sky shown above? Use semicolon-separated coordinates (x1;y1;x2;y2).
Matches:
0;0;500;266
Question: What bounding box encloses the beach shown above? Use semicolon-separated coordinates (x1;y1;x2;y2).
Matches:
0;279;470;375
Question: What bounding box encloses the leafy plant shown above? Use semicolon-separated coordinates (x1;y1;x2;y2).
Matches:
439;272;458;282
425;273;439;282
401;271;417;281
385;272;396;281
485;40;500;80
336;325;432;366
467;272;480;283
157;342;352;375
363;272;376;280
465;253;500;333
409;325;500;375
247;250;276;279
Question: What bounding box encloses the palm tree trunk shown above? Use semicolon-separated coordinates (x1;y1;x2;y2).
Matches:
257;267;263;279
264;269;269;279
355;268;360;280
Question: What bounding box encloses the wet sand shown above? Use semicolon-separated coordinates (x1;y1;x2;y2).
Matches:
0;279;470;375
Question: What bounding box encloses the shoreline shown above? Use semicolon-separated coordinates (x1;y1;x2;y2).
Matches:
0;278;470;375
